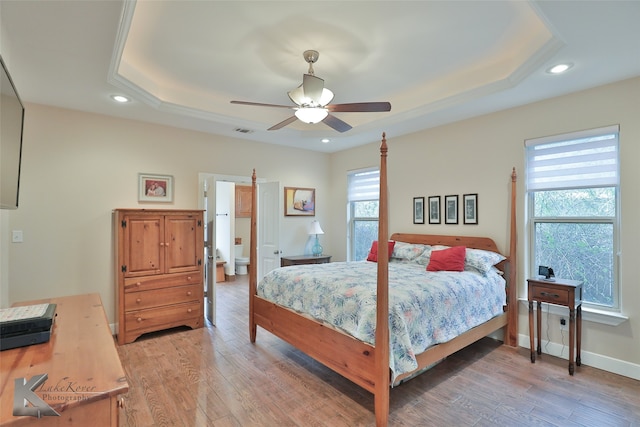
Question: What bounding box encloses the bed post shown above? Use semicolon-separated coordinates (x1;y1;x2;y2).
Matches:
506;167;518;347
249;169;257;343
374;133;390;427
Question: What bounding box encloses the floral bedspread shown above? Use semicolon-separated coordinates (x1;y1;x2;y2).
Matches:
257;261;506;381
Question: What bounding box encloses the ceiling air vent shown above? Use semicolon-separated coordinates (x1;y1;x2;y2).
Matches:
234;128;254;134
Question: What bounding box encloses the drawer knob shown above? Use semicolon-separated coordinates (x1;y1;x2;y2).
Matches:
118;398;125;409
136;298;141;303
187;276;192;281
187;291;192;296
187;308;192;313
137;317;142;322
136;282;141;287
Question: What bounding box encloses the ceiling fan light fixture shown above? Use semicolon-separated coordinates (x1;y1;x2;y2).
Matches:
319;88;334;106
288;85;305;105
295;107;328;124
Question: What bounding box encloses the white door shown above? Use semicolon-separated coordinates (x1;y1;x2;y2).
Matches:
200;174;217;324
258;181;280;281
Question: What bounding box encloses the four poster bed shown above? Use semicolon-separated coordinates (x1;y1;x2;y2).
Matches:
247;133;518;426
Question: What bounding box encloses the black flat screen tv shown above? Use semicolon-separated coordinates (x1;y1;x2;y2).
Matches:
0;55;25;210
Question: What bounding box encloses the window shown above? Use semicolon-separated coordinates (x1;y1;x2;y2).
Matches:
347;168;379;261
526;125;620;309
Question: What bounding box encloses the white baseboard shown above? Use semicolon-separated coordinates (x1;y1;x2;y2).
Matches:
518;333;640;381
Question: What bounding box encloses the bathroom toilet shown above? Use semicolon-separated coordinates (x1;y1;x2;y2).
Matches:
234;244;250;275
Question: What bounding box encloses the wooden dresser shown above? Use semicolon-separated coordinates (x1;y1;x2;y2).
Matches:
0;294;128;426
114;209;204;345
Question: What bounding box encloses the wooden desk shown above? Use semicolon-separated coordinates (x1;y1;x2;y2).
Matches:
528;278;583;375
281;254;331;267
1;294;129;426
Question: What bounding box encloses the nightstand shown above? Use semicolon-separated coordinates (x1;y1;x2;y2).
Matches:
528;277;583;375
281;254;331;267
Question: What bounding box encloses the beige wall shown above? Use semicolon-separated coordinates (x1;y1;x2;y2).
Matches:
1;104;330;322
330;77;640;377
2;77;638;379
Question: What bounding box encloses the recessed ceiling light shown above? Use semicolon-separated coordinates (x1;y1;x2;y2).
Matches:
111;94;130;103
321;138;330;143
547;63;573;74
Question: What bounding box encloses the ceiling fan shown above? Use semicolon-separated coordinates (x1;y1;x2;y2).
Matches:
230;50;391;133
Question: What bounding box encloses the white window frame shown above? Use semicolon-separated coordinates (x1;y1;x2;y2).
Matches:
347;167;379;261
525;125;621;312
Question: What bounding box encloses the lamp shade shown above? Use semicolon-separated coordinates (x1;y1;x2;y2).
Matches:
308;220;324;235
295;107;328;124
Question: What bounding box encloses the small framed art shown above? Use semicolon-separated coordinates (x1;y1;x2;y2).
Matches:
413;197;425;224
284;187;315;216
139;173;173;203
428;196;441;224
463;193;478;224
445;195;458;224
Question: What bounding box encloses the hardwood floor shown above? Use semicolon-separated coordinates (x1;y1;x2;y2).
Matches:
117;276;640;426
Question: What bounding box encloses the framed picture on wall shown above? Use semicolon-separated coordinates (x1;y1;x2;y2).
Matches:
284;187;315;216
463;193;478;224
139;173;173;203
445;195;458;224
428;196;441;224
413;197;425;224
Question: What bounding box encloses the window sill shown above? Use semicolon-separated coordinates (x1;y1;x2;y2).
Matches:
518;298;628;326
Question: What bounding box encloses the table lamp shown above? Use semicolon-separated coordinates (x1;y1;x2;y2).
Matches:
308;220;324;256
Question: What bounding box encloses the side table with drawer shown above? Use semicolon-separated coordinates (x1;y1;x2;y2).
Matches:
528;277;583;375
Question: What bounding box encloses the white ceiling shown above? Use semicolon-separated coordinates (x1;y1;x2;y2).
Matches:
1;1;639;153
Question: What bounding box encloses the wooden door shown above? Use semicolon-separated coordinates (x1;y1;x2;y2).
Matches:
121;214;164;277
165;213;203;274
235;185;252;217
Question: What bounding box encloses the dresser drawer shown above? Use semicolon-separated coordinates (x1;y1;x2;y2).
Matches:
124;284;201;311
530;285;570;305
125;301;203;334
124;272;202;293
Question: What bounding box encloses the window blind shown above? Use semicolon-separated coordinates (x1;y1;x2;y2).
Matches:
347;168;379;202
525;125;619;191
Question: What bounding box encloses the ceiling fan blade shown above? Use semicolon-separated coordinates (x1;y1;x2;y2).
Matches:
322;114;352;133
302;74;324;104
327;102;392;113
268;116;298;131
231;100;292;109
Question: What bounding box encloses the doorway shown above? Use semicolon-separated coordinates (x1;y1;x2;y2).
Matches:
198;173;280;326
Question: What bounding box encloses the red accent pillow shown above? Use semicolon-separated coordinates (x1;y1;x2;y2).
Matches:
427;246;466;271
366;240;396;262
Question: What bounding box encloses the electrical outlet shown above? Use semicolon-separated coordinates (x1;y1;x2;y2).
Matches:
559;318;568;331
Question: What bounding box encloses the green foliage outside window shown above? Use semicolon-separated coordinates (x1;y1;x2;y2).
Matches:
351;200;379;261
532;188;616;307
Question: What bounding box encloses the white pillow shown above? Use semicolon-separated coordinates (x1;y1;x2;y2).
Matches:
464;248;506;275
390;242;427;262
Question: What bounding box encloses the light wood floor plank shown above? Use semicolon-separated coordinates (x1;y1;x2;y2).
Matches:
117;277;640;426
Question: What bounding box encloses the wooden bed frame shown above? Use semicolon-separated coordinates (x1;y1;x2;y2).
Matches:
248;133;518;426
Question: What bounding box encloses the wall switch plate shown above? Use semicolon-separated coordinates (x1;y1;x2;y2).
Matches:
12;230;24;243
